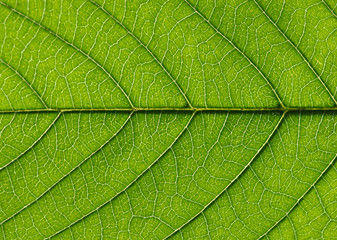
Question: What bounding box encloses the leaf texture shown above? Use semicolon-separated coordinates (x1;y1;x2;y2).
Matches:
0;0;337;239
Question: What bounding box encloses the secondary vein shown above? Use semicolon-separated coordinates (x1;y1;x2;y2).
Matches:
45;111;196;240
88;0;194;109
321;0;337;18
164;110;287;240
257;153;337;239
0;58;48;108
183;0;285;109
0;1;135;108
0;112;62;171
253;0;337;106
0;112;133;226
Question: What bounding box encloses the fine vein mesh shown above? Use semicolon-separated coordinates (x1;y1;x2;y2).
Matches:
0;112;130;222
0;112;192;236
266;158;337;239
1;0;281;109
256;0;337;102
0;60;46;110
170;112;337;239
183;0;337;107
24;112;281;239
0;1;188;109
0;0;337;239
0;112;59;169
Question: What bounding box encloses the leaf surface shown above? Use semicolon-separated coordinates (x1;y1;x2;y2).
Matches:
0;0;337;239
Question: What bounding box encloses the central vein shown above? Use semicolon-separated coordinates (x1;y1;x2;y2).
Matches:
1;107;337;113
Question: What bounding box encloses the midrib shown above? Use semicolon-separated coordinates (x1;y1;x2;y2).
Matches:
1;107;337;113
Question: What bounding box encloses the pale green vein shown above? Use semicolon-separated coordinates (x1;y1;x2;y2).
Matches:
0;58;48;108
46;112;196;240
0;107;337;114
321;0;337;18
257;153;337;239
183;0;286;109
0;1;135;108
0;112;133;226
253;0;337;106
89;0;193;109
0;112;61;171
0;2;336;239
165;110;287;240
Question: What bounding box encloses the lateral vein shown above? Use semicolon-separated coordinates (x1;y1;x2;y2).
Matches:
88;0;194;109
45;111;196;240
0;1;135;108
253;0;337;106
164;110;287;240
0;58;48;108
183;0;285;109
0;112;62;171
0;112;133;226
258;153;337;239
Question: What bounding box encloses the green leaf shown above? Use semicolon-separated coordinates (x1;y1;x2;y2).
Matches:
0;0;337;239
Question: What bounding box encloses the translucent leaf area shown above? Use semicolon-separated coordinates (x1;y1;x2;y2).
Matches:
0;0;337;239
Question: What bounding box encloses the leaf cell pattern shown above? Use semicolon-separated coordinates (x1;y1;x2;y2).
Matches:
0;0;337;239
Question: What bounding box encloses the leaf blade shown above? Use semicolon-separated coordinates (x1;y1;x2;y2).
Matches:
1;0;337;239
